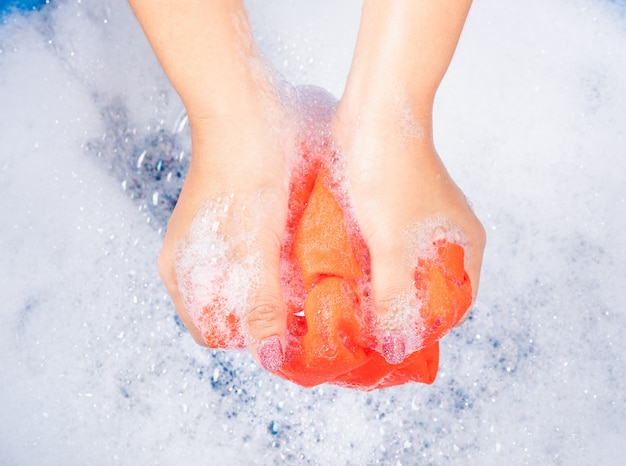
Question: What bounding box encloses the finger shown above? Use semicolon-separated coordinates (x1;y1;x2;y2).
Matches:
158;248;207;346
368;245;416;365
245;232;287;372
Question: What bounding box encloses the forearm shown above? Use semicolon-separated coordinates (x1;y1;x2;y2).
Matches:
342;0;472;118
128;0;265;120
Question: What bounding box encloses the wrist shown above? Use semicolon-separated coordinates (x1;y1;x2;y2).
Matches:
181;51;279;122
186;98;291;189
341;0;472;119
335;79;435;153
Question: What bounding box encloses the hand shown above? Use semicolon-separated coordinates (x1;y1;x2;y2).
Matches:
129;0;293;371
331;100;485;364
327;0;482;365
158;100;293;371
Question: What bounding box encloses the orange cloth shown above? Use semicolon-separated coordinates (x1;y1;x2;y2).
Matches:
201;143;472;390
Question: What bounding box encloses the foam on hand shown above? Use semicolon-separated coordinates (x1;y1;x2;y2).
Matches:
173;86;473;390
174;194;259;348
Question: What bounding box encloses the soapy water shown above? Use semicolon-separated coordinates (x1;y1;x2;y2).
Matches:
1;0;625;464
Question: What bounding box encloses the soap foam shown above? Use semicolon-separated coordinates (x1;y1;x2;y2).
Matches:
174;194;263;348
371;290;426;355
404;215;467;268
361;216;469;355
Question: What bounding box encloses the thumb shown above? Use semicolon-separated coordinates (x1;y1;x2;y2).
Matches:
245;233;287;372
368;246;417;365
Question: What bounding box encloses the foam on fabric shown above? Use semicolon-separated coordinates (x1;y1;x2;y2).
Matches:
172;85;470;389
1;0;625;464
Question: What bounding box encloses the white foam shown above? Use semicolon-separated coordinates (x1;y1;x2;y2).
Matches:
404;216;467;267
372;291;426;354
174;195;266;347
1;0;626;464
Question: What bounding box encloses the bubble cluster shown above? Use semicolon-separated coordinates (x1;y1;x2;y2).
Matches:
174;193;279;348
404;216;467;268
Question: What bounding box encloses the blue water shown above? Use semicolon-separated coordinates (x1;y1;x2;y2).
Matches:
0;0;47;16
1;0;625;464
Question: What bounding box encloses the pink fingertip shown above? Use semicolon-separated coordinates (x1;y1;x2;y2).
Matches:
258;336;284;372
382;334;406;365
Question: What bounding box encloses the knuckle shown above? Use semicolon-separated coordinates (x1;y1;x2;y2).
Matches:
247;300;283;331
248;302;280;321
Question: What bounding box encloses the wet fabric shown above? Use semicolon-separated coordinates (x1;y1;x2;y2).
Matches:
201;141;472;390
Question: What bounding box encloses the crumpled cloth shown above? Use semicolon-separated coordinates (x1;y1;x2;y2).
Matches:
199;135;472;391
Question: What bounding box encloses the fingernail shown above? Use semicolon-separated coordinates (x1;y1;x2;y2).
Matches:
258;336;284;372
382;333;406;365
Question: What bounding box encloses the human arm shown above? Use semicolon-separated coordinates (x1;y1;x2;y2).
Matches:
333;0;485;363
128;0;291;370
